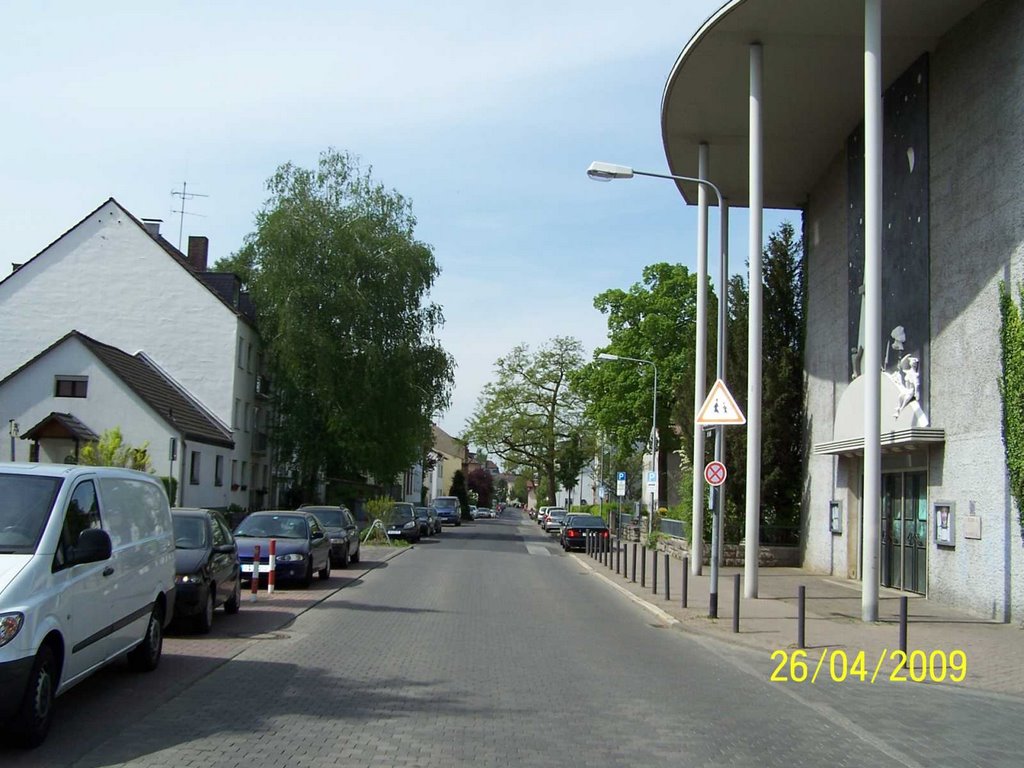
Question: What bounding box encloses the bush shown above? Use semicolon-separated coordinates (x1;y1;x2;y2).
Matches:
160;476;178;505
364;496;395;543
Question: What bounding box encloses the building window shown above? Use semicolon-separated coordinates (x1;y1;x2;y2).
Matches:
55;376;88;398
241;461;248;490
237;335;244;369
247;342;253;372
189;451;201;485
231;459;239;488
244;401;250;432
233;398;241;429
215;455;224;487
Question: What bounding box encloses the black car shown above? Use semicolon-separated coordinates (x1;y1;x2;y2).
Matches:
560;514;610;552
385;503;421;543
300;505;361;567
171;508;242;633
414;505;440;536
234;511;332;587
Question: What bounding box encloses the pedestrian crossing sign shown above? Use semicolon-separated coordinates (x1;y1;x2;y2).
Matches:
695;379;746;425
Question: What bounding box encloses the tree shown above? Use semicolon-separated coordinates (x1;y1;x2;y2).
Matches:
572;263;702;508
220;149;454;497
449;469;471;520
467;467;494;508
79;427;152;472
465;337;587;506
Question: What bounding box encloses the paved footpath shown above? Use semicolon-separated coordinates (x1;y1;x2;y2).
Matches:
572;534;1024;696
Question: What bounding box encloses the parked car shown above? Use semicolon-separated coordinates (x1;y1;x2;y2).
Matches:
433;495;462;526
299;505;360;567
542;507;568;533
171;507;241;633
537;506;551;524
233;511;332;587
0;463;176;747
414;505;440;536
560;514;610;551
475;507;496;519
385;503;421;543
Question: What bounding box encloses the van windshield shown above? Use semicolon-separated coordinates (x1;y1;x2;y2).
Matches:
0;474;63;554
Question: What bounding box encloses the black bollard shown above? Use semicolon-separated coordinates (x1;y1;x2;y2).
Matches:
798;585;806;649
681;556;689;608
641;546;647;587
616;541;621;575
664;554;671;602
652;549;658;595
631;543;637;583
732;573;741;633
899;596;908;654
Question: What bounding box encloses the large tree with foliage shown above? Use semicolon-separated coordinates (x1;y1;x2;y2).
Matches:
465;336;587;506
219;149;454;498
572;263;703;508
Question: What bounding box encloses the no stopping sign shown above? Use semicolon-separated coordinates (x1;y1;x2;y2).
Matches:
704;461;727;487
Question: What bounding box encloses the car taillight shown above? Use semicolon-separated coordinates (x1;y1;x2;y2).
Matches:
602;531;609;538
567;530;577;537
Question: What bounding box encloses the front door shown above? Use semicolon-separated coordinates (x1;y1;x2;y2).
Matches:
880;471;927;594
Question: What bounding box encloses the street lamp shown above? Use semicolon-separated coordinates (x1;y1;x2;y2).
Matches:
597;352;658;533
589;160;729;618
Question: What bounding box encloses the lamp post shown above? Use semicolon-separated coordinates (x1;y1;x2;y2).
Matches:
8;419;18;462
597;352;658;534
589;160;729;617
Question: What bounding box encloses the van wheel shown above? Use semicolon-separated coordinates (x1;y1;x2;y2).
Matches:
128;602;164;672
12;645;57;748
224;574;241;615
194;589;214;634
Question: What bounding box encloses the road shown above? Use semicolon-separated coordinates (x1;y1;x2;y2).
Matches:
3;509;1021;767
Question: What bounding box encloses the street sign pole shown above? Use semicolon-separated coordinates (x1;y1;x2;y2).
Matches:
703;460;728;619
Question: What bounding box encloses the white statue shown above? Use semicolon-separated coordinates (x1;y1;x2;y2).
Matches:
890;354;920;418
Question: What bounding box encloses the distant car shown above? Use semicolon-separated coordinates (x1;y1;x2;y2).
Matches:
414;505;440;536
475;507;496;519
234;511;332;587
542;508;567;533
433;496;462;526
385;503;421;542
171;508;242;633
560;514;610;551
299;505;361;567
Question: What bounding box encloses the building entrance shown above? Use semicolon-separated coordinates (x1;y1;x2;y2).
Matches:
880;471;927;593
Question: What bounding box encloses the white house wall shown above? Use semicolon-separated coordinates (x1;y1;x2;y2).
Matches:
0;336;228;507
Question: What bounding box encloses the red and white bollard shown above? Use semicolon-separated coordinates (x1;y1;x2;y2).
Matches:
250;544;261;602
267;539;276;596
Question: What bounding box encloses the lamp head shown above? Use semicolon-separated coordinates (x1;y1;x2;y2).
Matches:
597;352;620;361
587;161;634;181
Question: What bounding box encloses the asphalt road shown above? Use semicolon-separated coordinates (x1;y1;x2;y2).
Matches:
3;509;1021;767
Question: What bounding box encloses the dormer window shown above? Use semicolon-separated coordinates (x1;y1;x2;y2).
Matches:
55;376;88;398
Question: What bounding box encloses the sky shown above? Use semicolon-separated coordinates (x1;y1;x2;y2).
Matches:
2;0;793;440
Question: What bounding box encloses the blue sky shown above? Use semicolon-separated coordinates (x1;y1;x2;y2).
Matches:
2;1;794;438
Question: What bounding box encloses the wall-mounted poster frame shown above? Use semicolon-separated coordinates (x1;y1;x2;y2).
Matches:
935;500;955;547
829;499;843;534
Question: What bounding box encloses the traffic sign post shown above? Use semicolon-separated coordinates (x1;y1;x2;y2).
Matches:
704;461;727;487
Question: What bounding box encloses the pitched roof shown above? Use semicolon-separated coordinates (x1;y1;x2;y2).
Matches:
432;424;466;461
0;197;256;327
20;412;99;443
0;331;234;449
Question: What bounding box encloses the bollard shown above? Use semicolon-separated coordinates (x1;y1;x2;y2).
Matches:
652;549;658;595
899;596;908;654
267;539;277;596
249;544;261;601
641;546;647;588
607;536;613;569
732;573;740;633
616;541;621;575
631;543;637;583
681;556;688;608
587;535;592;557
664;554;671;601
797;586;806;649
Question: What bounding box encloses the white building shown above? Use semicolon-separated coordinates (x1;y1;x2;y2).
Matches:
0;198;271;509
0;331;233;507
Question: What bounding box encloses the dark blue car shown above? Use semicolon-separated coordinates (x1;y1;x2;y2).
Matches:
233;511;332;587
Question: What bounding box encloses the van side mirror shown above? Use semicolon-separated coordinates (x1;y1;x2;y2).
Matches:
72;528;112;565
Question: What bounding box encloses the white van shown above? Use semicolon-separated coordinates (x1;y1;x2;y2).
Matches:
0;463;176;747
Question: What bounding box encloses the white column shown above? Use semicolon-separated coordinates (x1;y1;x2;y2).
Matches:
862;0;882;622
744;42;764;598
690;143;710;575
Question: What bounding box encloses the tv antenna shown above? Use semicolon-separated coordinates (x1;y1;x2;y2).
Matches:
171;181;209;251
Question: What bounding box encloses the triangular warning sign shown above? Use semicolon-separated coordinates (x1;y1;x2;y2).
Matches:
695;379;746;425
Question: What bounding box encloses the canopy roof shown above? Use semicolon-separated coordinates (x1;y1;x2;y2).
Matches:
661;0;986;209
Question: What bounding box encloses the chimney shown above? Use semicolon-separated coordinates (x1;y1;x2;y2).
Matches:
11;263;23;273
141;218;162;237
187;236;209;271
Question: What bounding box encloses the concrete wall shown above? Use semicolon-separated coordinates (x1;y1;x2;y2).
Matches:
926;0;1024;620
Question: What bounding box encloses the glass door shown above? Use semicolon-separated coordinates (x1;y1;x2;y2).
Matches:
880;470;927;594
